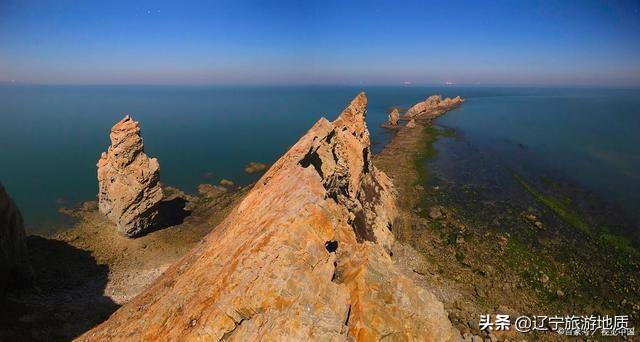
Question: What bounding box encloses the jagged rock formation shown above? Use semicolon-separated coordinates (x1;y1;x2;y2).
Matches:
0;183;32;293
80;93;457;341
388;108;400;125
404;95;464;119
97;115;163;237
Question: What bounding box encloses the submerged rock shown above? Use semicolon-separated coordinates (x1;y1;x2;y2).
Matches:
81;93;457;340
97;115;163;237
197;183;228;201
244;161;268;174
429;206;444;220
219;178;234;187
0;183;32;293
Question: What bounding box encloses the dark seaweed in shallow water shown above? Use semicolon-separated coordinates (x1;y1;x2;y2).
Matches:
428;126;639;246
434;89;640;220
418;123;640;329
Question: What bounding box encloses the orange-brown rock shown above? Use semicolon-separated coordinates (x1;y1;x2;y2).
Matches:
80;93;457;341
406;119;417;128
404;95;464;119
0;183;32;293
388;108;400;125
97;115;163;237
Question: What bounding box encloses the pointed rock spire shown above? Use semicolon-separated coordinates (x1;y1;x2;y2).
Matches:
97;115;163;237
333;91;369;144
388;108;400;125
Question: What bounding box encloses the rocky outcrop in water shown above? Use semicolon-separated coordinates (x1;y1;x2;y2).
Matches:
388;108;400;125
80;93;457;341
97;115;163;237
404;95;464;119
0;183;32;293
244;161;268;174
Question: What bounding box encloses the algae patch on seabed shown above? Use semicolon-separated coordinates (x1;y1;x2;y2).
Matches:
413;126;458;187
511;171;590;235
512;171;640;258
600;229;640;258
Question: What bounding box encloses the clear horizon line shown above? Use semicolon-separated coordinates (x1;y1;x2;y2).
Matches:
1;81;639;89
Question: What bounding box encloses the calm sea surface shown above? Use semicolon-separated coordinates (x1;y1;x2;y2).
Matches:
0;85;638;233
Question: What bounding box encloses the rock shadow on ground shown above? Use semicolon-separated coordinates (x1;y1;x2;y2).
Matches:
0;236;119;341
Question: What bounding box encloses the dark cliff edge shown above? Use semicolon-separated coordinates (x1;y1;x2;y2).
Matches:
0;183;32;294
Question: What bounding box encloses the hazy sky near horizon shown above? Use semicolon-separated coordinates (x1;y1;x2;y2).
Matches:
1;0;639;86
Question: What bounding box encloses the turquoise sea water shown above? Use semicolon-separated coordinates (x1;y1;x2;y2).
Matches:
0;85;638;233
434;88;640;220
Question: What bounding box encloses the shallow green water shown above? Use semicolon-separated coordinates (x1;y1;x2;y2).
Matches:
0;85;638;233
434;88;640;219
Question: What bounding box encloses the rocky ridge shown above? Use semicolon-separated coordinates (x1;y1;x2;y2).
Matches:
404;95;464;119
80;93;457;341
0;183;32;293
97;115;164;237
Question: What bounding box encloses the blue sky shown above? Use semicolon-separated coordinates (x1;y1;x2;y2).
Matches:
1;0;639;86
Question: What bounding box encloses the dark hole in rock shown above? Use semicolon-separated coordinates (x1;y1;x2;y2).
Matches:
362;148;369;173
299;148;324;179
325;129;336;143
325;240;338;253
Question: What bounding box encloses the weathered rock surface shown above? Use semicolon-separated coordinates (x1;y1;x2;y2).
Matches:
80;93;457;341
406;119;417;128
97;115;164;237
0;183;32;293
388;108;400;125
404;95;464;119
